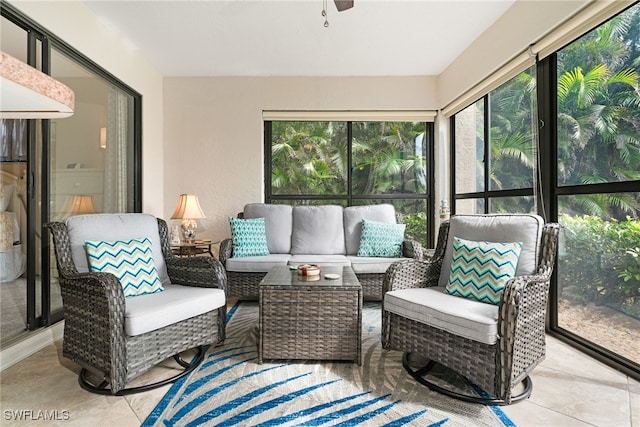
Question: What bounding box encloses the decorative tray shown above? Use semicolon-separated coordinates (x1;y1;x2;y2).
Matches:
296;264;321;276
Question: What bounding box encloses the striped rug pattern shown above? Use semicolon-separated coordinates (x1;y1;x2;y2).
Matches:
144;302;515;427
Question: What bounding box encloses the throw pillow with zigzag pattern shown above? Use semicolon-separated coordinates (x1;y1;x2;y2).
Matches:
446;237;522;305
85;237;164;298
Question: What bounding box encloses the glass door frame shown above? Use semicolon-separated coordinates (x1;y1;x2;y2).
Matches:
1;1;143;334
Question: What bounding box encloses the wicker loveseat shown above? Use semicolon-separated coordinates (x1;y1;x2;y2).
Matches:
219;203;423;300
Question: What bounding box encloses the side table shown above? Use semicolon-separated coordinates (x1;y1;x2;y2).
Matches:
171;240;219;258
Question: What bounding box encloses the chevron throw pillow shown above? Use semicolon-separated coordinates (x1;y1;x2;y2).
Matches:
229;217;270;257
357;219;406;258
446;237;523;305
85;237;164;298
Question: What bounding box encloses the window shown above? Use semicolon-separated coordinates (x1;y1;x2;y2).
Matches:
451;2;640;379
265;120;434;247
551;3;640;372
452;66;538;215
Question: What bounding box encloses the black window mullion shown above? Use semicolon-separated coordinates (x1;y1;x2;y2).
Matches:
536;55;557;223
24;29;39;331
450;116;457;216
264;121;273;203
484;95;490;213
40;37;52;327
347;122;353;207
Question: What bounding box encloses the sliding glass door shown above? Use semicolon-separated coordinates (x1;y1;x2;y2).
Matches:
552;4;640;372
0;3;141;346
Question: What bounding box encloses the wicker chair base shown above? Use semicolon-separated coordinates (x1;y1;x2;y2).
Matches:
402;352;532;406
78;346;206;396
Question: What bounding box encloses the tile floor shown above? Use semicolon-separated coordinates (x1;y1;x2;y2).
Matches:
1;329;638;426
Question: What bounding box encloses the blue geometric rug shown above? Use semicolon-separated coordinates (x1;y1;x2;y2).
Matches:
143;302;515;427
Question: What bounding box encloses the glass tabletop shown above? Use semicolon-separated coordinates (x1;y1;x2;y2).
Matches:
260;265;361;289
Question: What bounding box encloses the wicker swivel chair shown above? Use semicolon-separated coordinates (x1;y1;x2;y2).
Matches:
48;213;227;395
382;214;559;405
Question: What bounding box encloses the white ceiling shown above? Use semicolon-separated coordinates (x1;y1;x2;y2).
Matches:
82;0;516;77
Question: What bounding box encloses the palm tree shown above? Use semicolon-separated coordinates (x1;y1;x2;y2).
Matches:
555;5;640;219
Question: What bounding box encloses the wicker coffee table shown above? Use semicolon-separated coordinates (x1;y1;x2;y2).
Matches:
258;265;362;365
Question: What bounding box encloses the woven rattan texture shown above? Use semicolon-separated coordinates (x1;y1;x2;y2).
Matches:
382;219;560;404
219;211;422;301
47;217;227;394
385;312;497;393
259;287;362;364
126;310;218;381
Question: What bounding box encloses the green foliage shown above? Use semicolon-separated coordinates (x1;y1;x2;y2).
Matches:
402;211;428;246
559;214;640;318
555;5;640;219
476;5;640;218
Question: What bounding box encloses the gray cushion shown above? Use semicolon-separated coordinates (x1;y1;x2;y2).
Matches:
343;204;397;255
125;284;225;336
384;287;499;345
347;255;406;274
65;213;170;286
438;214;544;287
244;203;293;254
288;254;350;267
225;254;291;273
291;205;346;255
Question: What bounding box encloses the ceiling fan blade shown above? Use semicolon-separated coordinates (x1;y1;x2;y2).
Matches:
334;0;354;12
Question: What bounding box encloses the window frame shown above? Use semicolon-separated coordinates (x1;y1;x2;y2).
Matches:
450;4;640;380
264;120;436;248
1;1;143;333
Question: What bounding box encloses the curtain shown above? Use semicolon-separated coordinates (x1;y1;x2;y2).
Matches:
103;87;129;213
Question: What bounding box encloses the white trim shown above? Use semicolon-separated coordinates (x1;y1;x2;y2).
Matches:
442;51;535;117
441;0;635;118
533;0;636;60
263;110;437;122
0;321;64;371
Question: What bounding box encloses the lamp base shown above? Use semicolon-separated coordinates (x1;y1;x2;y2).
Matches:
180;219;198;244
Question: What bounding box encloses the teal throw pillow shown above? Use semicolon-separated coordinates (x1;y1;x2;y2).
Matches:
446;237;523;305
85;237;164;298
357;219;406;258
229;217;270;257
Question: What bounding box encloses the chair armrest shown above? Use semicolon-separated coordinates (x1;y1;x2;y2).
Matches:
165;255;227;294
60;271;126;323
402;240;424;259
383;259;441;293
57;271;127;389
218;238;233;265
496;270;554;395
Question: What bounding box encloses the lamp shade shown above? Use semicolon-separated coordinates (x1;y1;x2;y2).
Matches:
0;51;75;118
66;195;97;215
171;194;206;220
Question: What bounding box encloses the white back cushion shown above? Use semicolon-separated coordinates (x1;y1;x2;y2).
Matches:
65;213;170;286
243;203;293;254
438;214;544;287
291;205;346;255
343;204;397;255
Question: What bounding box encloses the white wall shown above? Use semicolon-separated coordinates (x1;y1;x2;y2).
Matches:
10;0;165;216
163;76;437;241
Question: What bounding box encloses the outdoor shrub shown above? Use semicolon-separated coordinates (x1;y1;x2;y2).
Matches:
403;211;428;248
559;214;640;318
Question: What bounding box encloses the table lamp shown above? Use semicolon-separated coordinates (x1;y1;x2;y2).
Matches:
170;194;206;243
63;195;97;217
